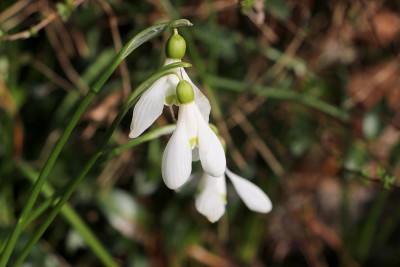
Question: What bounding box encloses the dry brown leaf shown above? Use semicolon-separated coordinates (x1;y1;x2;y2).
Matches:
187;245;232;267
0;77;24;159
357;9;400;46
81;92;121;139
369;125;400;161
85;92;120;122
310;2;356;67
386;84;400;111
347;60;400;109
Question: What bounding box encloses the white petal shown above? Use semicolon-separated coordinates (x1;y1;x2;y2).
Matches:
196;107;226;177
181;68;211;121
129;77;167;138
195;173;227;223
179;103;198;147
162;59;181;106
164;74;180;105
161;119;192;189
226;169;272;213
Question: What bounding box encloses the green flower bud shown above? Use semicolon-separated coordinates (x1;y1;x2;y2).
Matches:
165;29;186;59
176;80;194;104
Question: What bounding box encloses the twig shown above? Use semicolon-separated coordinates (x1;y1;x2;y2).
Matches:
0;0;31;23
226;95;265;127
53;16;76;57
247;9;278;43
186;245;231;267
179;0;237;17
45;23;88;94
342;168;400;190
1;1;39;31
0;11;57;41
97;0;132;98
31;59;74;92
0;0;85;42
232;109;285;176
344;60;399;109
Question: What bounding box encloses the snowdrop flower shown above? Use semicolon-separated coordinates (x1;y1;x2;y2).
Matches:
162;80;226;189
129;29;210;138
195;168;272;223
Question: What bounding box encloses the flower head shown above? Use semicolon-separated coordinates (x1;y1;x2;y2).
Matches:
129;30;210;138
161;81;226;189
195;168;272;223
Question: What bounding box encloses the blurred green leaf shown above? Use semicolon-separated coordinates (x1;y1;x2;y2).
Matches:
344;142;368;170
240;0;256;13
56;3;73;22
265;0;291;19
82;49;116;85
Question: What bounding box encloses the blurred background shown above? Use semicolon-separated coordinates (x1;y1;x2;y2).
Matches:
1;0;400;266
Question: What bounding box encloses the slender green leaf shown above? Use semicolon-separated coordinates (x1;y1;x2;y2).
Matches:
12;61;191;267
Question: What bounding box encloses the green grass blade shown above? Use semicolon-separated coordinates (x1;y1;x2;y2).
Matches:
17;162;119;267
105;124;176;159
11;61;190;267
206;75;350;122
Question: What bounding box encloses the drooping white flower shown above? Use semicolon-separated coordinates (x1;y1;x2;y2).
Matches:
161;81;226;189
129;28;210;139
129;59;210;138
195;168;272;223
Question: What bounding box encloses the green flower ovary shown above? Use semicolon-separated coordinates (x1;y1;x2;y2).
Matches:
176;80;194;104
165;29;186;60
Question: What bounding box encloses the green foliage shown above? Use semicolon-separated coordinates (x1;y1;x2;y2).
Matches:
56;3;73;22
240;0;256;14
265;0;290;19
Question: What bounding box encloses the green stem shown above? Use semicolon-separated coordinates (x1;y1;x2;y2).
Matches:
25;198;56;227
0;79;98;267
10;125;175;265
17;161;119;267
4;125;174;265
11;63;190;267
104;125;175;160
206;75;350;122
377;201;400;245
355;190;388;262
0;19;191;266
